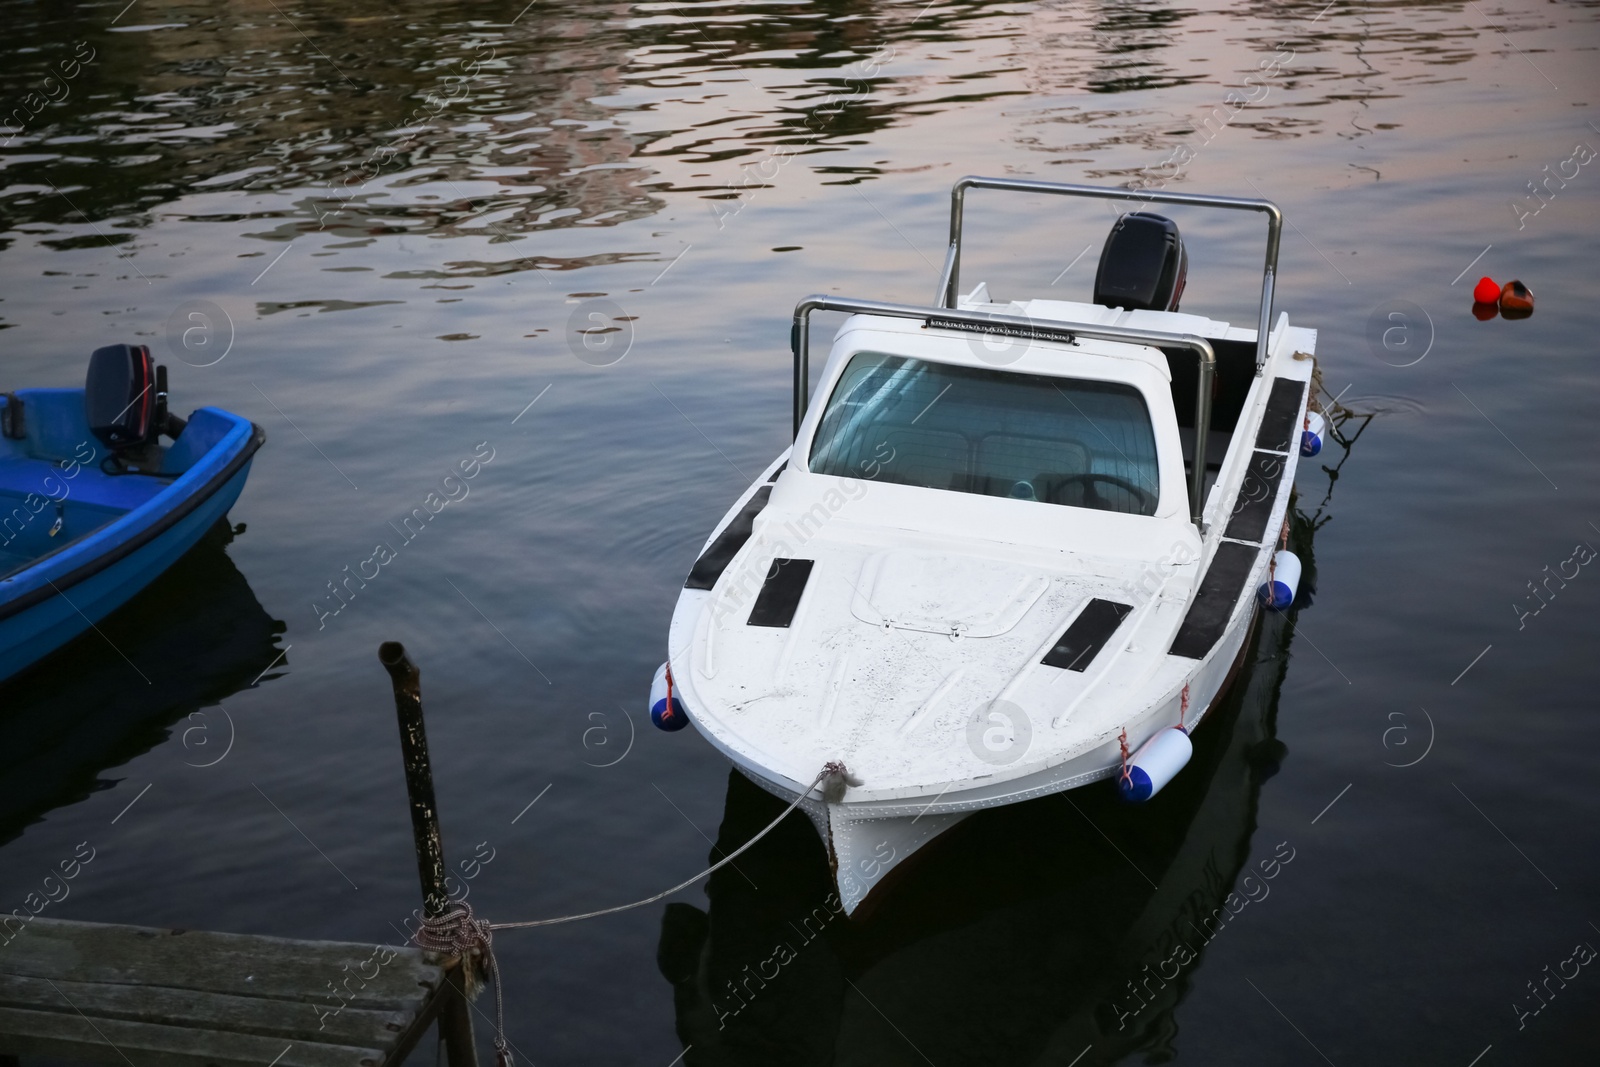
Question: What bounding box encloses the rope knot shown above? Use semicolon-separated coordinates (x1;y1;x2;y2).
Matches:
819;761;861;804
415;902;492;988
413;902;511;1067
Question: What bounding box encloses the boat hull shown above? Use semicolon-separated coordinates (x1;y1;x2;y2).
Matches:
734;598;1262;913
656;575;1303;1063
0;460;255;683
671;346;1311;911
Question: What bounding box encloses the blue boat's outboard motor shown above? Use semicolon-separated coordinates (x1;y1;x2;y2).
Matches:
1093;212;1187;312
86;343;184;452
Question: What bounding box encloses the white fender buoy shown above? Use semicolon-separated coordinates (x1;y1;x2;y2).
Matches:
1301;411;1326;457
1258;549;1302;611
1119;727;1193;802
649;661;689;731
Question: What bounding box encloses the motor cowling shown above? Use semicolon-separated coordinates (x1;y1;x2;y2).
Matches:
86;344;156;448
85;343;184;450
1093;212;1187;312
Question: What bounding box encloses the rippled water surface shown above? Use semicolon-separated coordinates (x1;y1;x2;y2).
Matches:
3;1;1599;1063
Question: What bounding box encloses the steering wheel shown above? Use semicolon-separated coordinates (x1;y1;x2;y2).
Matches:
1048;472;1157;514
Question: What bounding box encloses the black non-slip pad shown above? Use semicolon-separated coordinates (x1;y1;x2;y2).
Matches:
1223;450;1287;544
1169;541;1258;660
1254;377;1307;454
1042;598;1134;672
684;486;772;590
746;557;815;628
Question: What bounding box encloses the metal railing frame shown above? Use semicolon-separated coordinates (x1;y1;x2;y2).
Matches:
939;176;1283;373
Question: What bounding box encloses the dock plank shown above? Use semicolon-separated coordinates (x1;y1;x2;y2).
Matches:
3;918;437;1005
0;974;415;1050
0;1005;386;1067
0;918;451;1067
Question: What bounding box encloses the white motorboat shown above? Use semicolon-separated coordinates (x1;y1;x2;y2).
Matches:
657;176;1318;915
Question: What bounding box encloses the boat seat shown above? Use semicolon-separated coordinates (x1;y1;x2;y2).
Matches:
0;455;169;515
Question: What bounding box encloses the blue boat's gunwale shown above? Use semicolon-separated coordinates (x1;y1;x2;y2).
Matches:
0;409;265;622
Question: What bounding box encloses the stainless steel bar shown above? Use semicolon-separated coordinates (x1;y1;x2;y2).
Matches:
935;241;958;308
1257;205;1283;372
1255;270;1277;375
789;295;1215;527
945;175;1282;368
790;307;813;437
946;185;967;306
1192;356;1214;526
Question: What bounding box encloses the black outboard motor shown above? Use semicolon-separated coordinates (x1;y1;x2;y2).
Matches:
1093;212;1187;312
85;343;185;451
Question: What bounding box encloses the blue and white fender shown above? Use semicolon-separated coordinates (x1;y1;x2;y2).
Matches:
1301;411;1326;457
649;661;689;731
1257;549;1302;611
1119;727;1193;802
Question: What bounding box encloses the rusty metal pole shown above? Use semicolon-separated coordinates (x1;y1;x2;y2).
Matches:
381;641;450;916
379;641;477;1067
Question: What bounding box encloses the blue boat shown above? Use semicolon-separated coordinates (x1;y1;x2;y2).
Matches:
0;344;264;683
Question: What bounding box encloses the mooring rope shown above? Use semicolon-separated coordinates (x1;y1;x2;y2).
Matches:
491;761;843;931
412;761;852;1064
1117;728;1132;790
413;901;510;1066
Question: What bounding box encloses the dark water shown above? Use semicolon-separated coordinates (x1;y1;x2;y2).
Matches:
3;1;1599;1063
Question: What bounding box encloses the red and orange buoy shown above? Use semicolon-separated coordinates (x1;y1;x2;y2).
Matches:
1470;275;1534;320
1500;279;1534;316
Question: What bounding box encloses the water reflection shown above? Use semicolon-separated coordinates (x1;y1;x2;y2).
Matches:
0;520;285;844
2;0;1502;245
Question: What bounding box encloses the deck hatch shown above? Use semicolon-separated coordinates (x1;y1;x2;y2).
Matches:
1041;598;1133;671
684;486;771;590
1254;378;1307;454
1169;541;1258;659
1223;450;1287;544
747;557;814;627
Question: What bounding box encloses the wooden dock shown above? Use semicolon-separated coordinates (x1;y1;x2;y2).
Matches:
0;917;467;1067
0;644;488;1067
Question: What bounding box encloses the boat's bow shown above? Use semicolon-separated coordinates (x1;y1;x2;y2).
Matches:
669;477;1208;910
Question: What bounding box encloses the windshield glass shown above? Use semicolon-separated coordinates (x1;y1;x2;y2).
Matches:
808;353;1160;516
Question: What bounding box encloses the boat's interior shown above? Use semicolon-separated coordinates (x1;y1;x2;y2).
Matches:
1164;334;1261;492
0;386;177;578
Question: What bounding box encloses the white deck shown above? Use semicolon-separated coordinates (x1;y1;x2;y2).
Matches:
668;290;1316;912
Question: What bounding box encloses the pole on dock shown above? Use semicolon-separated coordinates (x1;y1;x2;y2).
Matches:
381;641;450;916
380;641;479;1067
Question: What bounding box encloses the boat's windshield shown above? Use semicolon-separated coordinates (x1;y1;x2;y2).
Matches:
808;352;1160;516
